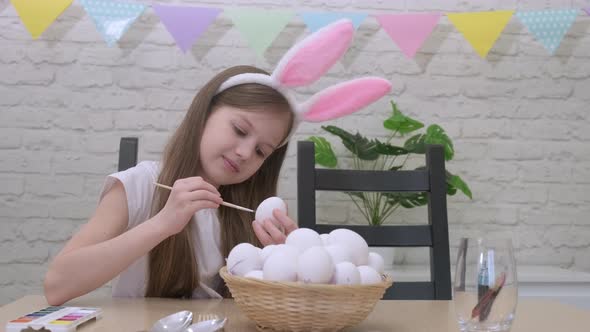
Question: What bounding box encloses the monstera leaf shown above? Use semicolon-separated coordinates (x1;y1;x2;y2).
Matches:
424;125;454;160
375;141;409;156
385;192;428;208
413;166;472;199
403;133;427;154
308;136;337;168
322;125;379;160
404;124;454;161
383;101;424;134
447;171;472;199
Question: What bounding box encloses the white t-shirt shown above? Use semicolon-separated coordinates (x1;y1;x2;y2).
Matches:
99;161;224;299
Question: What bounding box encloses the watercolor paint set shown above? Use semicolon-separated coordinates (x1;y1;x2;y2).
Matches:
6;306;102;332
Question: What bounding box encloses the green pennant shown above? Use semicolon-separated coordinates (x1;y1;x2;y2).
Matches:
225;9;294;57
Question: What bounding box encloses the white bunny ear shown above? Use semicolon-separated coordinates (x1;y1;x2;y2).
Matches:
301;77;392;122
271;19;354;87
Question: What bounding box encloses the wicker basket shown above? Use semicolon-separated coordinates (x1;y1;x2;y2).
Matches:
219;266;393;332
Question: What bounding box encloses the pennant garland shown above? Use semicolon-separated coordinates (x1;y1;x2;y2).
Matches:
2;1;587;59
375;13;441;58
9;0;73;39
153;5;221;53
79;0;145;46
300;12;367;32
225;9;294;57
447;10;514;58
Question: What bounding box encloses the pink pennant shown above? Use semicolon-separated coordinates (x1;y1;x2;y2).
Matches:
153;5;221;53
584;8;590;16
375;13;441;58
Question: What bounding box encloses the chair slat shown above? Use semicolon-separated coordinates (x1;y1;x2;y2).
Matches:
385;282;434;300
315;169;429;192
311;225;432;247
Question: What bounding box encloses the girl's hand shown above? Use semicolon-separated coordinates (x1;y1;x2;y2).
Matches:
252;209;298;246
157;177;222;236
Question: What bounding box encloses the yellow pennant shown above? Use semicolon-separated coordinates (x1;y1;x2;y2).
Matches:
10;0;73;39
447;10;514;58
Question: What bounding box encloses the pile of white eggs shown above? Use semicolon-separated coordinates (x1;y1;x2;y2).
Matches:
226;228;385;285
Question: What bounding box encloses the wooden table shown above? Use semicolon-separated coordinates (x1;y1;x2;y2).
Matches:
1;295;589;332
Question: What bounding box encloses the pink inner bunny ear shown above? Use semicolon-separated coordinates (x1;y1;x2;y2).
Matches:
272;19;354;87
302;78;392;122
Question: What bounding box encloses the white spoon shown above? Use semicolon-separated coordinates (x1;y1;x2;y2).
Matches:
185;317;227;332
150;310;193;332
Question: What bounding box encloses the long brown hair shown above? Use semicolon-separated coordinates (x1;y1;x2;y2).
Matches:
145;66;293;298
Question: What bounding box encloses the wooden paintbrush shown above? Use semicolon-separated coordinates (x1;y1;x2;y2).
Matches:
153;182;254;213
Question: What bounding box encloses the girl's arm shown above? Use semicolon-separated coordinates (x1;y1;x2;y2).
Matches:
44;177;222;305
43;181;169;305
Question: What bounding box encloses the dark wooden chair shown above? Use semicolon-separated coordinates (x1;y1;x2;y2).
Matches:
297;140;452;300
118;137;138;171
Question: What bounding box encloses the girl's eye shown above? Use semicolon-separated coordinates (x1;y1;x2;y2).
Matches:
233;125;246;136
256;148;267;158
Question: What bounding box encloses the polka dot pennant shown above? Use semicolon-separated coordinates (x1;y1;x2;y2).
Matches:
515;9;578;55
79;0;145;46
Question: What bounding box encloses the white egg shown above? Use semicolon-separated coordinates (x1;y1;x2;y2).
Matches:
368;252;385;274
285;228;322;253
260;245;277;264
332;262;361;285
329;228;369;266
324;244;353;265
255;196;287;225
357;265;382;284
263;249;298;282
320;233;330;246
273;243;300;256
244;270;264;280
226;243;262;276
297;246;334;284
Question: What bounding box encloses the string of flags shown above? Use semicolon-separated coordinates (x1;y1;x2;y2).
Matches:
4;0;590;59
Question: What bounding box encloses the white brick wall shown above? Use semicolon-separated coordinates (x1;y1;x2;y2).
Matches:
1;0;589;304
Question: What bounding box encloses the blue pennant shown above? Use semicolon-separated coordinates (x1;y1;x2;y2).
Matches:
300;12;367;33
516;9;578;54
79;0;146;46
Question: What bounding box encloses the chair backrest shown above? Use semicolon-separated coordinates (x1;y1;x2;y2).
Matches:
297;140;452;300
118;137;139;171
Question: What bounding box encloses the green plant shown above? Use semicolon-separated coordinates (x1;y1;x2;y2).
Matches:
308;100;472;226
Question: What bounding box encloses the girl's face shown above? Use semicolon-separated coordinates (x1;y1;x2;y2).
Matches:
198;105;292;187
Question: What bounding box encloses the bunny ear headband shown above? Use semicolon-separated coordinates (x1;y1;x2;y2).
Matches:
216;19;392;145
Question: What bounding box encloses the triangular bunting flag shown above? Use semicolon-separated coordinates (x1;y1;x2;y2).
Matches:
583;8;590;16
10;0;73;39
375;13;440;58
79;0;145;46
153;5;221;53
447;10;514;58
225;9;294;57
516;9;578;55
300;12;367;32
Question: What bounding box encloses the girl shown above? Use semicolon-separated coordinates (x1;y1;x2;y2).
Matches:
43;19;392;305
44;65;298;305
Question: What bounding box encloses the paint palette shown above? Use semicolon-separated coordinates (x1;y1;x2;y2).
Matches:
6;306;102;332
